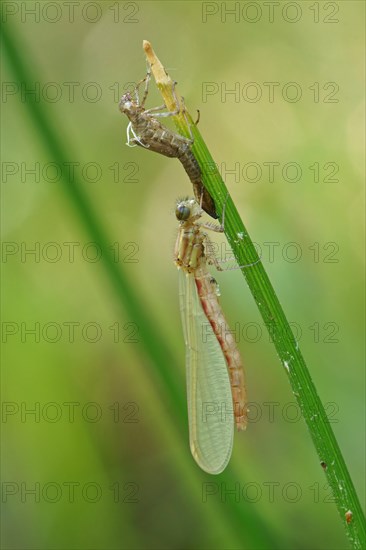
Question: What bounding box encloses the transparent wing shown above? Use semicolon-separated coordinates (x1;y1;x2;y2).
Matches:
178;269;234;474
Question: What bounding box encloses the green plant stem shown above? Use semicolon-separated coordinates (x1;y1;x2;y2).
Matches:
144;40;366;550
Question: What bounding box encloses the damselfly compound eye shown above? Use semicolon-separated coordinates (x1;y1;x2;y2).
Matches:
175;203;191;221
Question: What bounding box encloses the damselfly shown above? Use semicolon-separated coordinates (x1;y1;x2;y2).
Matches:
119;72;217;219
174;198;248;474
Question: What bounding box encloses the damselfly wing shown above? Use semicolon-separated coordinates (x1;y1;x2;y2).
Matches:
179;268;234;474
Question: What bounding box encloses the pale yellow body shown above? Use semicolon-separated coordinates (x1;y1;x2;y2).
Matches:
174;199;248;474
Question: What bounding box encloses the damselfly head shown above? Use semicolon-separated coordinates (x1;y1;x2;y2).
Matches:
175;198;201;222
119;92;136;114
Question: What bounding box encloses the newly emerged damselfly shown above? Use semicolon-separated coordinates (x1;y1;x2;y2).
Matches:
119;71;217;219
174;198;248;474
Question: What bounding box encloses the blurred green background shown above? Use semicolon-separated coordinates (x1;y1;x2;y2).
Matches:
1;1;365;549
